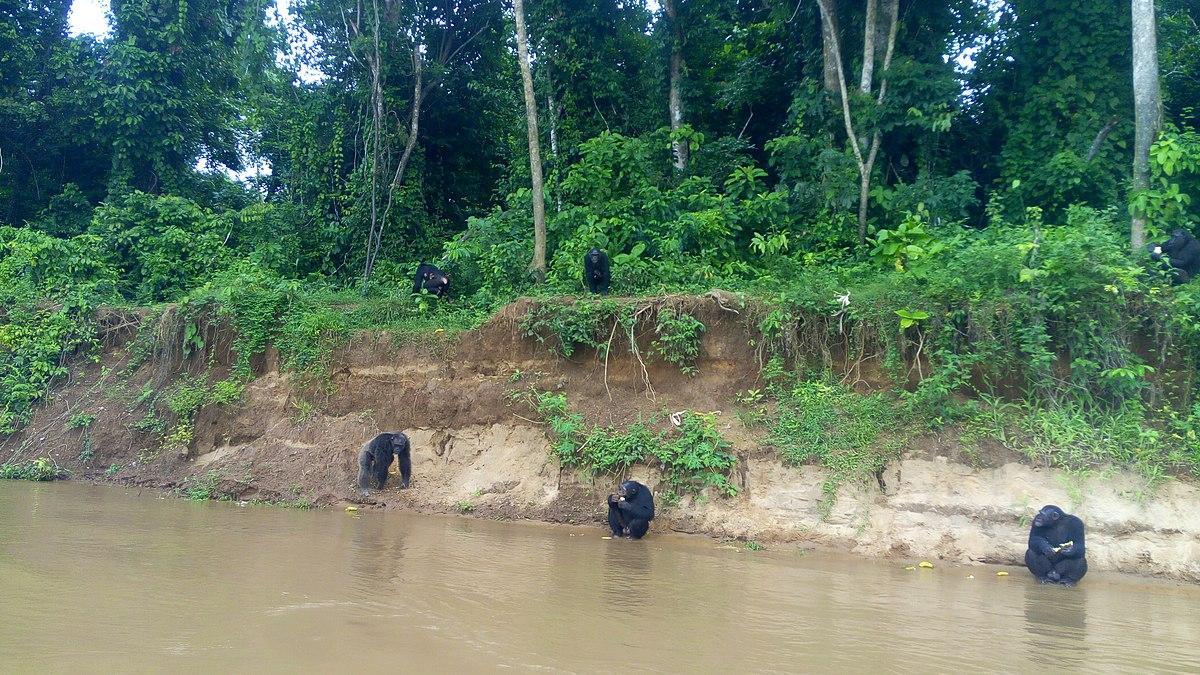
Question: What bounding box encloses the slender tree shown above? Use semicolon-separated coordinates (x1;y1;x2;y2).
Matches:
858;0;877;94
818;0;899;244
1131;0;1162;251
348;0;488;286
663;0;687;170
514;0;547;280
820;0;841;93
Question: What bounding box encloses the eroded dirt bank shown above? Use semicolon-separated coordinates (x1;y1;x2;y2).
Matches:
4;295;1199;582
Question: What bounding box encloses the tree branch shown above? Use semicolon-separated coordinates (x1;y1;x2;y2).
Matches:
859;0;877;93
1085;116;1120;163
816;0;863;166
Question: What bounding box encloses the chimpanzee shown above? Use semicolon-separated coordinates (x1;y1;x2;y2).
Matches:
607;480;654;539
583;248;610;295
1148;229;1200;283
357;431;411;495
412;262;450;297
1024;504;1087;586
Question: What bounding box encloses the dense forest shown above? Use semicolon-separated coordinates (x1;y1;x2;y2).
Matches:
2;0;1200;479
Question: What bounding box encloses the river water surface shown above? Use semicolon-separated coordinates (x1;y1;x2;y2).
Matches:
1;482;1197;673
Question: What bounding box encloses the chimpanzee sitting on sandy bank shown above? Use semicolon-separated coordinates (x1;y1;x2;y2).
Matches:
607;480;654;539
358;432;411;495
1025;504;1087;586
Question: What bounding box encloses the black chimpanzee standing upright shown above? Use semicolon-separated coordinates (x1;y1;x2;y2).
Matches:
607;480;654;539
1024;504;1087;586
1149;229;1200;283
583;248;610;294
357;431;412;495
412;262;450;297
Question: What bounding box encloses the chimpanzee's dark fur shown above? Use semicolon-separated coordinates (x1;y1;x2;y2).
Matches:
357;432;411;494
583;248;610;294
413;262;450;297
1024;504;1087;586
1149;230;1200;283
606;480;654;539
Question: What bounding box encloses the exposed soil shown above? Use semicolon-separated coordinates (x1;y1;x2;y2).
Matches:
3;294;1198;582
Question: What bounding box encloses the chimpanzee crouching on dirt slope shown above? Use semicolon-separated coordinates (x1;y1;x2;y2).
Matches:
357;432;411;495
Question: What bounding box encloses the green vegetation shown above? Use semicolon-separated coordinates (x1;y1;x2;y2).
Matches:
67;413;96;429
248;496;315;510
652;310;706;376
179;471;226;502
2;0;1200;493
518;298;706;374
516;388;738;495
765;379;905;513
0;457;63;481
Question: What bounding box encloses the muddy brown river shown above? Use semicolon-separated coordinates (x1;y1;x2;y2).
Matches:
1;482;1198;673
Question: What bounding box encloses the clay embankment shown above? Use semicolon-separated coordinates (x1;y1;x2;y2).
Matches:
3;296;1199;582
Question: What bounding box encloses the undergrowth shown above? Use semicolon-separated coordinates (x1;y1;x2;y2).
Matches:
514;387;738;496
0;457;63;481
764;378;909;516
179;470;227;501
518;299;705;374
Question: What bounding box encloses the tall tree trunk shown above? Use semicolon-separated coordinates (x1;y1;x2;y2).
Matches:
548;90;561;212
547;92;559;165
514;0;546;281
664;0;687;170
859;0;877;93
820;0;840;92
858;0;898;243
361;0;386;289
1131;0;1161;251
818;0;898;246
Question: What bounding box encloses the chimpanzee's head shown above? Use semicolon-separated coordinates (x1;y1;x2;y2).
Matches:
1163;229;1193;254
588;248;602;263
390;434;407;450
617;481;638;499
1033;504;1064;528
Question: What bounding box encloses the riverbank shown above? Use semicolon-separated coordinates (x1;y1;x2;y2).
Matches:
3;295;1198;582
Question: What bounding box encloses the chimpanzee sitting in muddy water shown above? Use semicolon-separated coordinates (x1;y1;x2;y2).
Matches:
607;480;654;539
357;432;411;495
1025;504;1087;586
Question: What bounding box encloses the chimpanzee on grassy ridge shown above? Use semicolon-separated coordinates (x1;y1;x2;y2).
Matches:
357;432;411;495
607;480;654;539
412;262;450;297
1024;504;1087;586
1149;229;1200;283
583;248;610;294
